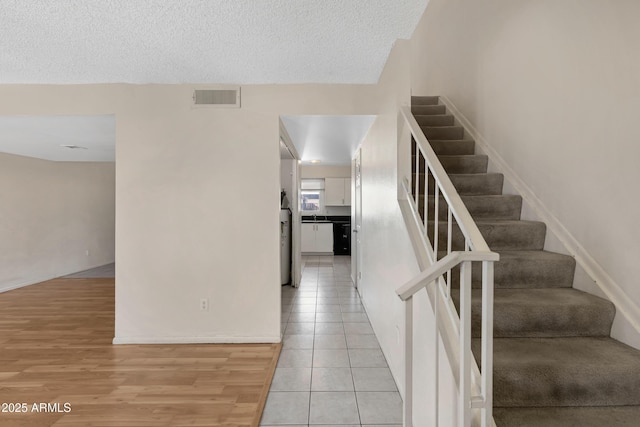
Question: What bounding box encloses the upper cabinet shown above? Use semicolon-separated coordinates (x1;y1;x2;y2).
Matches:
325;178;351;206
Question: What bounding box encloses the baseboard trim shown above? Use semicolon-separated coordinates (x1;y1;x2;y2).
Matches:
439;95;640;345
112;336;282;345
1;261;116;294
0;275;58;294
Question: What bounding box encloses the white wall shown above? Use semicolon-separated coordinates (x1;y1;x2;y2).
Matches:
301;165;351;179
115;85;377;343
0;83;377;344
0;151;115;292
409;0;640;345
357;39;454;426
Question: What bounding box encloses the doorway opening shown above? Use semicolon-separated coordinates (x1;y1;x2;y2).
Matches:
279;115;373;276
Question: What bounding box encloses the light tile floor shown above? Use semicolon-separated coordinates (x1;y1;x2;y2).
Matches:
261;256;402;427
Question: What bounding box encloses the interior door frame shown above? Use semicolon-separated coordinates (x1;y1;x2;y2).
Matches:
351;148;362;289
279;120;302;288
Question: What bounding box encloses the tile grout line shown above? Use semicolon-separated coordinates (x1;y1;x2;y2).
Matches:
271;256;400;427
307;262;318;425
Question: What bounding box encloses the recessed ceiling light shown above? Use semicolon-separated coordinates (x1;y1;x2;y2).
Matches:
310;159;321;164
60;144;88;150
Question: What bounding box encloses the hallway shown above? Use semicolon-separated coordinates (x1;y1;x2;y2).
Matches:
260;256;402;426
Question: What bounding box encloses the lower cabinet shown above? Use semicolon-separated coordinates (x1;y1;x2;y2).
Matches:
301;223;334;253
301;223;316;253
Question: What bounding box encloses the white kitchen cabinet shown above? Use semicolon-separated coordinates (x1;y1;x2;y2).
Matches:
301;222;334;253
315;223;334;252
343;179;352;205
301;223;316;253
325;178;351;206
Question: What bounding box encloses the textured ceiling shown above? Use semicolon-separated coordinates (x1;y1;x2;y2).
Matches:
0;0;428;84
281;115;375;165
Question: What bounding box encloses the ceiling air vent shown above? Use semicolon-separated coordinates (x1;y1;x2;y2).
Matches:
192;86;241;108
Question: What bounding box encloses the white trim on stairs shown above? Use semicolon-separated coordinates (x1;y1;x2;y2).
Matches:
438;95;640;349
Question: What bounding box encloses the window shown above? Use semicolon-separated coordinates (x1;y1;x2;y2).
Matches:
300;179;325;213
301;190;322;212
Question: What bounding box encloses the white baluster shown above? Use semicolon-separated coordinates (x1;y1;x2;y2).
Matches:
404;296;414;427
459;261;472;427
481;261;494;427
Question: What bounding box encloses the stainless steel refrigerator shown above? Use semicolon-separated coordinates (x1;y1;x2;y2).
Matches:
280;208;291;285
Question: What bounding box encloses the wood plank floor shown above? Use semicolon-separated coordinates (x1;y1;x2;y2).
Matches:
0;278;280;427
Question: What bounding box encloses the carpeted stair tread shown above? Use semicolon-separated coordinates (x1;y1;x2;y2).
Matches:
442;250;576;289
449;173;504;195
438;154;488;174
478;337;640;407
492;250;576;288
412;96;640;423
414;114;455;126
412;139;475;156
429;220;546;251
411;95;439;105
477;220;546;251
412;104;446;115
412;139;475;157
494;406;640;427
453;288;615;338
426;194;522;220
422;125;465;140
490;288;614;338
428;139;475;155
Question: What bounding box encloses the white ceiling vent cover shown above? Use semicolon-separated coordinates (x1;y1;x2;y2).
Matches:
193;87;241;108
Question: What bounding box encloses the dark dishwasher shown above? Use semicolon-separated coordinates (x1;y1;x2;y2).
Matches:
333;222;351;255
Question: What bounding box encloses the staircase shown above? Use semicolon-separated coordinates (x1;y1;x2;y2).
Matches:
411;96;640;426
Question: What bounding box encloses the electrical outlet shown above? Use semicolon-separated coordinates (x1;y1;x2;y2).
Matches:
200;298;209;311
85;249;90;256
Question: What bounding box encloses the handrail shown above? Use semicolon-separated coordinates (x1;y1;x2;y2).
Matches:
396;102;498;427
400;105;490;253
397;251;498;301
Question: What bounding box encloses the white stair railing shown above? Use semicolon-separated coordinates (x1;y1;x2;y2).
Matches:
396;105;498;427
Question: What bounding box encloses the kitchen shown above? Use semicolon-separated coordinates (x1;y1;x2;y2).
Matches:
279;115;374;288
300;171;352;256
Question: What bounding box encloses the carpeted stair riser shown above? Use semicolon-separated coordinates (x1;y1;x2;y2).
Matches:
412;104;446;115
442;250;576;289
411;96;640;424
476;220;546;251
450;173;504;195
452;288;615;338
422;125;465;140
412;138;474;156
426;139;476;155
427;220;546;251
425;194;522;220
417;173;504;195
493;406;640;427
490;251;576;288
412;96;440;105
439;155;488;174
411;174;504;201
474;337;640;407
414;114;455;126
